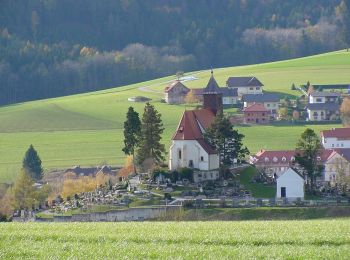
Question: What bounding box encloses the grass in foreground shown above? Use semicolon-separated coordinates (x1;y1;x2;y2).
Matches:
0;220;349;258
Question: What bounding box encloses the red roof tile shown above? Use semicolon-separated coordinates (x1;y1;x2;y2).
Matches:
253;149;334;164
243;103;269;112
321;128;350;139
172;108;215;140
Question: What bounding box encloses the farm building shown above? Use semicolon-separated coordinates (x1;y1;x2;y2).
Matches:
226;76;263;97
276;168;304;200
321;127;350;149
242;93;280;119
243;103;270;124
164;80;190;104
323;149;350;184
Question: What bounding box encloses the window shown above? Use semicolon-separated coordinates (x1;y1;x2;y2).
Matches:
200;156;204;161
189;160;194;168
256;87;260;90
273;157;278;162
250;87;254;90
262;113;265;116
178;150;182;159
316;98;322;102
332;144;335;147
341;143;344;147
282;157;286;162
291;157;295;162
265;157;269;162
267;104;270;107
210;173;213;178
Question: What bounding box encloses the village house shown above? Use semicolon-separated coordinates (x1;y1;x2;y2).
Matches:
243;103;270;124
226;76;263;97
250;150;297;177
321;127;350;149
306;92;341;121
276;168;304;200
164;80;190;104
169;71;221;183
323;149;350;184
242;93;280;119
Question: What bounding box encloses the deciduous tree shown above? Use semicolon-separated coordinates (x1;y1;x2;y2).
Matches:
295;128;323;192
205;113;249;166
340;96;350;126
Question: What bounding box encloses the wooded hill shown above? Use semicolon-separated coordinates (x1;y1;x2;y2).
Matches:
0;0;349;105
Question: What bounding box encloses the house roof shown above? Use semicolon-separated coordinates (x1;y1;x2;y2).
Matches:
164;80;190;93
226;76;263;88
172;108;215;140
243;103;269;112
334;149;350;162
203;73;222;94
277;168;304;180
221;87;238;97
197;138;217;154
306;103;340;111
252;149;334;165
321;128;350;139
243;93;280;103
310;91;341;97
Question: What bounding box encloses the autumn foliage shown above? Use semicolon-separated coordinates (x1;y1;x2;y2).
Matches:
340;97;350;126
61;172;110;199
118;156;135;179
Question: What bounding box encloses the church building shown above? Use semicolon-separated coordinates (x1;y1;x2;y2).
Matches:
169;71;221;182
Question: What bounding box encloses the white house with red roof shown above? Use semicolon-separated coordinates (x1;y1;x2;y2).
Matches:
169;71;222;182
321;127;350;149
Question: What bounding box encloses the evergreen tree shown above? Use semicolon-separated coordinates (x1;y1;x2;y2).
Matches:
22;144;43;181
295;128;323;192
137;103;165;167
205;113;249;166
122;107;141;172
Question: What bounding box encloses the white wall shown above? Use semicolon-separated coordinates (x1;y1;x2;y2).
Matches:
276;168;304;199
234;87;263;96
324;154;350;183
223;97;237;105
322;137;350;149
309;96;325;104
307;109;326;121
169;140;219;171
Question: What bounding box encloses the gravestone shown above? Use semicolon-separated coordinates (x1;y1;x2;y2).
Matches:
232;199;239;207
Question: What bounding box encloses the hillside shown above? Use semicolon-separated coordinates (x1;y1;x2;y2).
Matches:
0;50;349;183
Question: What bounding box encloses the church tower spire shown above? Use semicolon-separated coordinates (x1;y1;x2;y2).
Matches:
202;70;223;115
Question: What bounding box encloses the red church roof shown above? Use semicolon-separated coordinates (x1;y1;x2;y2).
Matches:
321;128;350;139
172;108;217;154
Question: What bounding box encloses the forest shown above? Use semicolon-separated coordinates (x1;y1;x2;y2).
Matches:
0;0;349;105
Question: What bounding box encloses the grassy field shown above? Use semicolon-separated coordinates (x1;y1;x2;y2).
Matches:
1;50;350;183
0;220;349;258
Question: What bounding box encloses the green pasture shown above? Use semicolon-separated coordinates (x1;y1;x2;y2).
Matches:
1;50;349;183
0;220;349;258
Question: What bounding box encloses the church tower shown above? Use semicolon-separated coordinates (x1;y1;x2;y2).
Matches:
203;70;223;115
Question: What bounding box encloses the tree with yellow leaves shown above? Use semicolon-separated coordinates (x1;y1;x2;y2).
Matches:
340;96;350;126
184;90;199;104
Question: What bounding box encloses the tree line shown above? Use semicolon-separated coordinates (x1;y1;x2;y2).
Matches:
0;0;350;105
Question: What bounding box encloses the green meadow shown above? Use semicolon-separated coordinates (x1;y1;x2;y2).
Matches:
1;50;350;183
0;220;349;258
